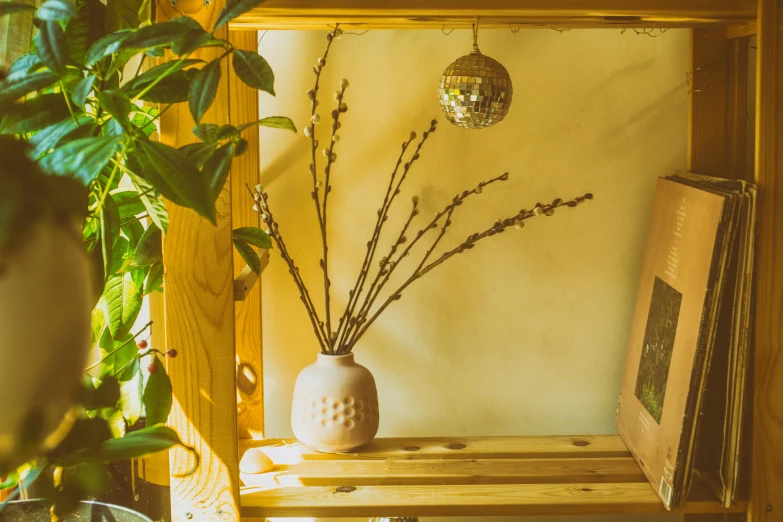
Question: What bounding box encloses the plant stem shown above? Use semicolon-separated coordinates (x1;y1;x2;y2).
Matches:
61;81;79;126
85;321;154;372
119;213;149;228
94;141;130;215
306;25;340;352
246;185;329;351
108;187;155;208
132;56;189;102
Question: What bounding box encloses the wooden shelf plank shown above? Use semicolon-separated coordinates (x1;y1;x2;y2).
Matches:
231;0;755;30
239;435;632;460
241;457;646;487
238;436;746;517
241;483;747;518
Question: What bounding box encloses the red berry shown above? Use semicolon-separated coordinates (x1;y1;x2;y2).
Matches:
137;340;148;349
166;349;178;358
147;362;158;374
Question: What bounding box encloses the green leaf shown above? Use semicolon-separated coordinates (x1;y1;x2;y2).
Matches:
129;174;168;233
28;115;94;158
71;74;96;106
171;28;210;56
96;425;195;468
84;30;132;66
234;137;248;156
105;0;142;32
39;135;122;184
237;115;297;133
233;238;260;275
232;49;274;95
111;190;146;219
97;328;134;378
78;376;121;410
203;142;233;200
130;105;159;137
189;58;221;124
0;71;59;107
122;58;202;92
100;407;126;438
118;358;142;424
0;1;34;17
144;261;163;294
35;20;69;76
233;226;272;249
216;123;238;139
132;224;161;266
143;357;172;426
99;194;120;281
133;69;196;104
96;90;131;130
35;0;76;21
103;270;144;339
192;122;218;142
213;0;264;30
119;21;191;50
180;142;216;168
134;139;215;223
67;0;106;65
6;54;41;82
0;93;70;133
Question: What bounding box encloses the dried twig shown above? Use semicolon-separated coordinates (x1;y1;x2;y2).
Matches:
345;193;593;351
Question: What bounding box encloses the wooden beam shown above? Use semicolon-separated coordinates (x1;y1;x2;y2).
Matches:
688;28;729;177
157;0;240;520
228;29;266;440
726;38;750;181
239;435;634;461
750;0;783;521
234;251;270;302
726;22;758;39
231;0;755;30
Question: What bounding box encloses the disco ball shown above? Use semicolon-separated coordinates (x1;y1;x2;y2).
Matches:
438;46;513;129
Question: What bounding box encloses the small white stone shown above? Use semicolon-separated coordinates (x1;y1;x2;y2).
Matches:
239;448;275;474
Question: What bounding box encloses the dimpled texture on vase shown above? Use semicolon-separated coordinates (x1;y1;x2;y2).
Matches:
438;47;513;129
291;353;379;453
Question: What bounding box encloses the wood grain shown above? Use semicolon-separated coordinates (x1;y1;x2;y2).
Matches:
230;0;755;30
240;483;747;518
228;30;266;440
239;435;633;460
158;0;240;519
688;28;729;177
0;0;34;70
240;457;647;487
750;0;783;520
726;22;758;39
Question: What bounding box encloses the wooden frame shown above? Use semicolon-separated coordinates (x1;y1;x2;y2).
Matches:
155;1;783;520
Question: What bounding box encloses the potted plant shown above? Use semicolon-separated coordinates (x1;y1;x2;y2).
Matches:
0;0;289;517
237;27;593;453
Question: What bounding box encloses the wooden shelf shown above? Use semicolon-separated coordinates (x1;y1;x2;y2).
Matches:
238;436;747;518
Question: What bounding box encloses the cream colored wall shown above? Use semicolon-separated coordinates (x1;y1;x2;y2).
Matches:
257;28;687;522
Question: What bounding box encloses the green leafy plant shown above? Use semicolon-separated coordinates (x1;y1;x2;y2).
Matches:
0;0;291;515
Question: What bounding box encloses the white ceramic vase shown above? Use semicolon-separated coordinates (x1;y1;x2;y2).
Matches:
291;353;379;453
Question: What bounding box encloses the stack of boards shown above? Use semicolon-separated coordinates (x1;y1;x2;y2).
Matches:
616;172;757;509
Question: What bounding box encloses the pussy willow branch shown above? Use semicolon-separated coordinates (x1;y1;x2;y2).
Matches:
335;200;420;354
307;25;341;352
318;83;348;351
333;132;416;346
337;121;438;349
345;172;509;347
345;192;594;352
247;184;328;352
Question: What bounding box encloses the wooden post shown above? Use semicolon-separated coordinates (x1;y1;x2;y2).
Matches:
0;0;34;70
688;28;728;177
228;29;265;440
725;38;750;182
157;0;240;520
750;0;783;521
